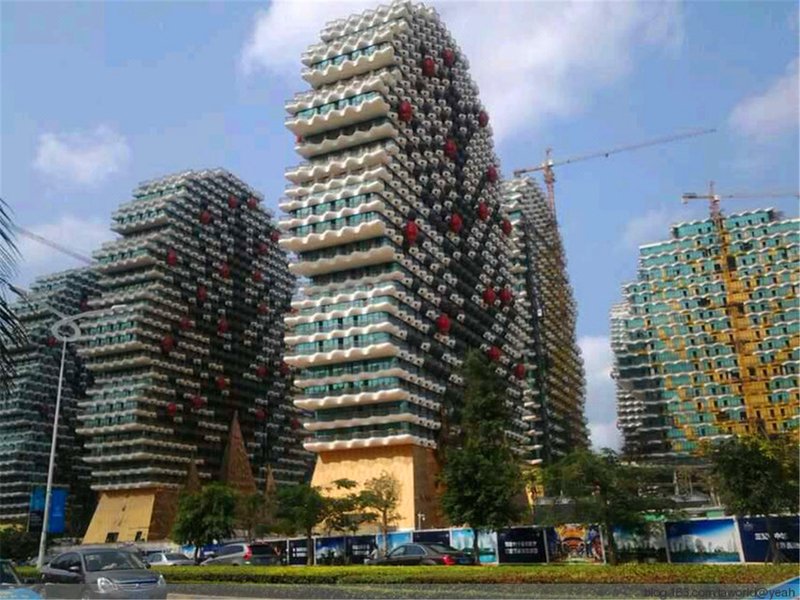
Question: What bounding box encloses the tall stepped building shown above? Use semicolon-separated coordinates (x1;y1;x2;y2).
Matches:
504;178;588;463
613;208;799;461
0;269;99;530
80;169;312;543
280;1;533;527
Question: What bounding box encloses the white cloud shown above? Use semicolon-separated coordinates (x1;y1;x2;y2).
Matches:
621;207;679;249
34;125;130;186
13;215;115;286
240;1;378;78
240;1;684;143
578;335;621;451
729;57;799;143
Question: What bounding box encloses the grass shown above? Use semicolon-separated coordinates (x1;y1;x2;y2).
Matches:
20;563;795;586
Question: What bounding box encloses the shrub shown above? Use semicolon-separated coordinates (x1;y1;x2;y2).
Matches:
146;564;797;586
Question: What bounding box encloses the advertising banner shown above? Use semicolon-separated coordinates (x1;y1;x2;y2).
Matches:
737;516;800;563
497;527;547;564
546;524;605;563
450;528;498;564
315;536;347;565
346;534;377;564
288;537;312;565
28;487;67;534
375;531;412;555
665;518;742;563
412;529;450;546
613;523;667;563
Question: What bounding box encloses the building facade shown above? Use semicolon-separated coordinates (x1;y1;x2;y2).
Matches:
281;1;532;527
613;208;799;461
80;169;311;543
0;268;99;531
504;177;588;463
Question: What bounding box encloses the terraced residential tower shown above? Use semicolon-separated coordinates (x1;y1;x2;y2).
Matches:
281;1;533;527
80;169;311;543
614;208;799;460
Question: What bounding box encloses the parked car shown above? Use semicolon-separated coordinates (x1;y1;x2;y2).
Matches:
0;559;43;599
144;551;195;567
40;548;166;599
366;543;476;566
200;542;281;566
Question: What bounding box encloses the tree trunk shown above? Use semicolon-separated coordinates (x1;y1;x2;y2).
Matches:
381;511;389;557
193;544;199;565
603;522;617;566
765;515;785;564
306;528;314;566
472;529;481;564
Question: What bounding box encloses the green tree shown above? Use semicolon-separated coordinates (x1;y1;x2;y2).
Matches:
0;199;25;394
275;484;326;565
540;449;674;565
237;492;266;541
171;483;237;562
439;350;524;561
321;478;374;537
360;472;401;556
707;433;799;563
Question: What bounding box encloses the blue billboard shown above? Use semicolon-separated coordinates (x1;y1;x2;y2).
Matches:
28;487;67;534
737;516;799;563
665;518;742;563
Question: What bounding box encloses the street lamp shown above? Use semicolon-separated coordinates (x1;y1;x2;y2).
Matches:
9;286;125;568
416;512;426;531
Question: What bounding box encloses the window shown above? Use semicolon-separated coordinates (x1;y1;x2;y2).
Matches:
405;545;426;556
388;546;406;557
105;532;119;543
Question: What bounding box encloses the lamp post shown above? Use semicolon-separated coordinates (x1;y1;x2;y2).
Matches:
416;512;426;531
9;286;125;568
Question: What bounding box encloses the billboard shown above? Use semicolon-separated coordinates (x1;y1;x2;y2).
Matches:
346;534;377;564
546;524;604;563
28;487;67;534
450;528;498;564
375;531;412;555
613;523;667;563
412;529;450;546
497;527;547;564
665;518;742;563
737;516;800;563
315;536;347;565
288;537;312;565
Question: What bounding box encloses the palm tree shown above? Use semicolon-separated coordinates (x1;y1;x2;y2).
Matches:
0;198;25;392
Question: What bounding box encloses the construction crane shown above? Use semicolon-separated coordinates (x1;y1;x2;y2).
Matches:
681;181;800;221
12;224;93;265
512;127;716;216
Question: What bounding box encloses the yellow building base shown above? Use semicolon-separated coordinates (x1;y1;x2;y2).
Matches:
311;444;445;530
83;488;179;543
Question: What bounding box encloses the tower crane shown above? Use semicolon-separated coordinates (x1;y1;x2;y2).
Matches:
512;127;716;217
681;181;800;221
12;224;94;265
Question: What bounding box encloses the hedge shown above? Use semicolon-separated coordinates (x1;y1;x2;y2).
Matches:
17;564;797;585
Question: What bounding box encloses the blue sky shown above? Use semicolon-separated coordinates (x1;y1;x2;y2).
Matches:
2;0;798;449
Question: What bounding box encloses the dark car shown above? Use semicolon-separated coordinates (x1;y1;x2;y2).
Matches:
1;559;43;599
366;543;476;566
40;548;166;599
200;542;281;566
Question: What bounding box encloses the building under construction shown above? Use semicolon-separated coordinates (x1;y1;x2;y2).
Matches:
0;268;99;531
280;1;534;528
504;177;588;462
79;169;312;543
613;208;799;460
